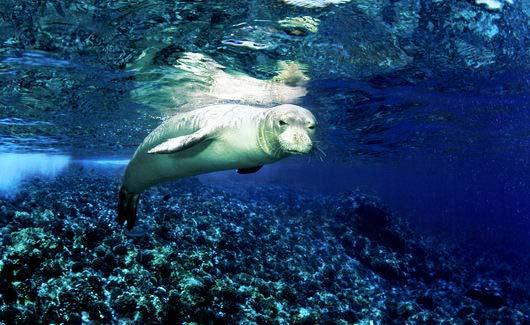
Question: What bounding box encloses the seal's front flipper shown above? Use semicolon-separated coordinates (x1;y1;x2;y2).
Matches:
238;166;263;174
148;128;213;154
117;186;140;230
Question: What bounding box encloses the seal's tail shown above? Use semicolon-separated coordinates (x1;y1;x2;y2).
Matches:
117;186;140;230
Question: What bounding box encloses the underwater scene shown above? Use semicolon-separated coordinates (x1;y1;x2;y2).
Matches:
1;0;529;323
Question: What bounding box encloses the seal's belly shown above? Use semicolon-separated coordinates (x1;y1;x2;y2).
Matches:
162;142;256;176
125;139;266;192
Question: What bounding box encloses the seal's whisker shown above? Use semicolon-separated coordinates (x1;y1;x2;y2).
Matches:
307;146;322;162
316;150;324;162
272;146;283;157
310;141;326;162
315;145;327;157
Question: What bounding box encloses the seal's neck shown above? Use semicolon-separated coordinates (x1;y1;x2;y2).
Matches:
257;111;287;160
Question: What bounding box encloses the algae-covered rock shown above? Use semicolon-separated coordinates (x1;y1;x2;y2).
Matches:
1;227;60;280
37;270;110;323
466;278;505;308
0;128;528;324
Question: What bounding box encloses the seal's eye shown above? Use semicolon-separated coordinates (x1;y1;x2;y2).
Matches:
308;124;315;129
279;120;287;126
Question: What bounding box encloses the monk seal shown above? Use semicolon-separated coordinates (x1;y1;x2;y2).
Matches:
118;104;317;229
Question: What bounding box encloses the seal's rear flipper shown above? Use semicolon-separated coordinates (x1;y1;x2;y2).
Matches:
117;186;140;230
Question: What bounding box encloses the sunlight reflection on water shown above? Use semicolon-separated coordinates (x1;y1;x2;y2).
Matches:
0;154;133;196
0;153;70;196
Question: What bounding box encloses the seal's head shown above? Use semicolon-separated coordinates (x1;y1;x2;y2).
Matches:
259;104;317;157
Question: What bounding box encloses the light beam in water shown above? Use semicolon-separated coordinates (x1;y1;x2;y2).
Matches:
0;153;70;197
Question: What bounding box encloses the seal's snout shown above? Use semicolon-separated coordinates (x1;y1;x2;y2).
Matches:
278;127;313;154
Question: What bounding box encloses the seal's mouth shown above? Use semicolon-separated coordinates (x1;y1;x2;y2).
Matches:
281;142;313;155
278;128;313;155
285;149;308;155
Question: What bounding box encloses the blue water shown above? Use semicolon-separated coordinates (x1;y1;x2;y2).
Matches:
0;0;529;322
1;51;529;254
0;52;530;245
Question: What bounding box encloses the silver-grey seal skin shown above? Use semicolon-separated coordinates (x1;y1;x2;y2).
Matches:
118;104;317;229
